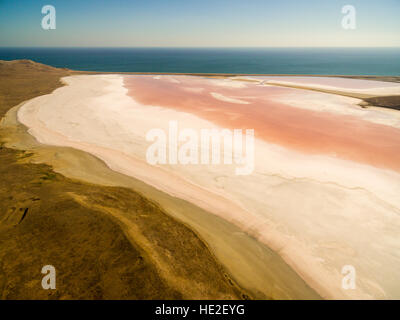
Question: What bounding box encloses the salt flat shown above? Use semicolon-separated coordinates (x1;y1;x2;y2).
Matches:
18;74;400;299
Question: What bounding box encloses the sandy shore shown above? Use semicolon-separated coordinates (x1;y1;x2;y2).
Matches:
15;74;400;299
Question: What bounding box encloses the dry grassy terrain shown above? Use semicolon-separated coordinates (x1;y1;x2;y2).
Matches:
362;95;400;110
0;60;246;299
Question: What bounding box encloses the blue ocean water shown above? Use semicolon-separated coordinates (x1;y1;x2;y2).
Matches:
0;47;399;75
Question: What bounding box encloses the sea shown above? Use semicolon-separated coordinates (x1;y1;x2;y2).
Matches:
0;47;399;75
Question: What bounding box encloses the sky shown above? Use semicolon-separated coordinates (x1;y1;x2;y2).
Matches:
0;0;399;47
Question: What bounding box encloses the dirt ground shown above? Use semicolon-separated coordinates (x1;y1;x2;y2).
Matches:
0;59;246;300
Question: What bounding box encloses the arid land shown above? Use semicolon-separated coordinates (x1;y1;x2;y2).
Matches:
0;60;251;299
1;59;399;300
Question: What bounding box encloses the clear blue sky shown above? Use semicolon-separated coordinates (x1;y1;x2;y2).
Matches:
0;0;399;47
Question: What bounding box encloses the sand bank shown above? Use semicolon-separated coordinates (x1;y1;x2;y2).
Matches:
17;74;400;299
243;76;400;96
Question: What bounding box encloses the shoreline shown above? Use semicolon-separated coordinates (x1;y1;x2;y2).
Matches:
2;90;320;299
0;60;251;299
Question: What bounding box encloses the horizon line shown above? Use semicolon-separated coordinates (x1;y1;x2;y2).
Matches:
1;46;400;49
